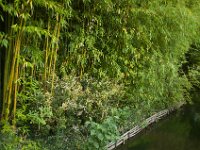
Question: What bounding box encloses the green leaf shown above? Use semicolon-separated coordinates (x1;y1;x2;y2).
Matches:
97;133;104;141
93;141;99;149
1;39;8;48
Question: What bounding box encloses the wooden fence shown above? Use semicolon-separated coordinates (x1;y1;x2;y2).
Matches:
106;104;183;150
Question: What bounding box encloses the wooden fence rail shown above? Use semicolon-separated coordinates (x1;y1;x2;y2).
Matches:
106;104;183;150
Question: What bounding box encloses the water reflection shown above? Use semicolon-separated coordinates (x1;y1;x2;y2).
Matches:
116;90;200;150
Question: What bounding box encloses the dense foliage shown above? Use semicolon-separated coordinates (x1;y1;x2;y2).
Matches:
0;0;200;149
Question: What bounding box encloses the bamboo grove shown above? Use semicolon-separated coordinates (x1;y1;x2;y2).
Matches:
0;0;200;149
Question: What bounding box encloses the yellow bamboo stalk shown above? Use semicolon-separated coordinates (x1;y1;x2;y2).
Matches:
48;22;58;81
44;19;50;81
2;16;14;119
51;14;61;94
13;50;20;126
3;19;24;121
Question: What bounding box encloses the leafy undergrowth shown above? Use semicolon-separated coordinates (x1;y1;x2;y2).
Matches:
0;75;180;150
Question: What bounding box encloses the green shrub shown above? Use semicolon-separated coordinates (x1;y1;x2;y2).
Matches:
85;117;119;150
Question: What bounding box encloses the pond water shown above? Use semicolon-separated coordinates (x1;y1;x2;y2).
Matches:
116;91;200;150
